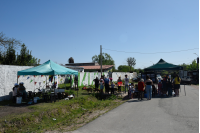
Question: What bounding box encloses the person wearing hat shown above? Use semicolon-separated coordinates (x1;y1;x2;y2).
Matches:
19;82;27;99
12;83;19;103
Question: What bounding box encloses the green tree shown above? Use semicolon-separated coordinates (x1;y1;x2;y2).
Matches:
4;43;16;65
92;53;115;65
17;43;40;66
186;60;199;71
118;65;133;72
127;57;136;71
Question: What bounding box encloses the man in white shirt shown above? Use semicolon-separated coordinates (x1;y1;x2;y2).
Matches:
124;75;129;93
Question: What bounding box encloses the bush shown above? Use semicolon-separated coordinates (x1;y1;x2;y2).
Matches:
108;95;117;100
65;90;75;95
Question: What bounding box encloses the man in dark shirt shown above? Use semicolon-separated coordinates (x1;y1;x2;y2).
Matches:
94;77;99;89
19;82;27;99
104;76;110;94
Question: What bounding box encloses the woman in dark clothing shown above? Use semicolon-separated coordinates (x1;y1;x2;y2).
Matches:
152;84;156;97
145;75;153;100
166;75;173;97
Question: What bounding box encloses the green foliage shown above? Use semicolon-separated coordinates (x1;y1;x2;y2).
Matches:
179;59;199;71
0;42;40;66
65;89;75;95
127;57;136;71
118;65;133;72
108;95;117;100
92;53;115;65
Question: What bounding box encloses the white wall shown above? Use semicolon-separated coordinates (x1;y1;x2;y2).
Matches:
0;65;67;101
0;65;138;101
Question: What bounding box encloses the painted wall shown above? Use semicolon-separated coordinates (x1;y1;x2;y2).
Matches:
0;65;137;101
70;72;137;87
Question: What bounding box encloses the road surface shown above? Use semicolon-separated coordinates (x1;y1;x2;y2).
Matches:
71;85;199;133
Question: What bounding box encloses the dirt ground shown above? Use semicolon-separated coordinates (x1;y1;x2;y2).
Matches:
0;105;33;119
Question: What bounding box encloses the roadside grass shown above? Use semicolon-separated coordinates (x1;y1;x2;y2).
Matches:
0;84;126;133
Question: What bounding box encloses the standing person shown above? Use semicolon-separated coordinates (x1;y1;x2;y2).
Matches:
162;76;167;96
93;77;99;89
74;75;78;89
111;82;115;94
19;82;27;99
13;83;19;103
152;84;156;97
124;75;129;93
145;75;153;100
167;75;172;97
138;79;145;100
130;83;135;99
117;77;122;92
104;76;110;94
158;80;162;96
174;74;181;97
100;79;104;94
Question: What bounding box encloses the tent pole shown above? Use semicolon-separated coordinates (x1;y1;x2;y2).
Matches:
46;76;47;89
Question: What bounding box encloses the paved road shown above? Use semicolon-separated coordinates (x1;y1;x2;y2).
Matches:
71;85;199;133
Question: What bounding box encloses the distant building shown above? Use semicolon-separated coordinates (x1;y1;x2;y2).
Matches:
64;62;113;72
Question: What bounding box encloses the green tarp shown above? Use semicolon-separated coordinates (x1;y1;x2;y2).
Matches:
18;60;78;75
144;59;183;71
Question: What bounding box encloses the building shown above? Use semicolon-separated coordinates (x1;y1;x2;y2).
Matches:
64;62;114;72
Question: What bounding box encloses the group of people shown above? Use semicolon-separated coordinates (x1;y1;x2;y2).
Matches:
12;82;27;102
127;73;181;101
93;74;131;94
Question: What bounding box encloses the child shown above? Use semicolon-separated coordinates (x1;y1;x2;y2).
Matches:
130;83;135;99
100;79;104;94
158;80;162;96
111;82;115;94
128;83;132;99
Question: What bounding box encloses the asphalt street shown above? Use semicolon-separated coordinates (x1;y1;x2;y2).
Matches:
71;85;199;133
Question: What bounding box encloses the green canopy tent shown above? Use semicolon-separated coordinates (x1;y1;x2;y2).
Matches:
144;59;183;71
17;60;78;90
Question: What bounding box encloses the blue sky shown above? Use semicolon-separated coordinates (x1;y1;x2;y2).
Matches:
0;0;199;69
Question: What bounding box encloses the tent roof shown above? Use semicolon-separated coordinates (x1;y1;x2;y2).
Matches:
144;59;183;71
18;60;78;75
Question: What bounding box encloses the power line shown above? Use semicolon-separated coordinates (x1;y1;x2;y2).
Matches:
102;48;199;54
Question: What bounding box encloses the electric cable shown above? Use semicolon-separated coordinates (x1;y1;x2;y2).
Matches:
102;48;199;54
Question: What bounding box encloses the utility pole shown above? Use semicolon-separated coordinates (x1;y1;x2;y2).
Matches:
100;45;102;75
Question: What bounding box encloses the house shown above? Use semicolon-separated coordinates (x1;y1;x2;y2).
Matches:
64;62;114;72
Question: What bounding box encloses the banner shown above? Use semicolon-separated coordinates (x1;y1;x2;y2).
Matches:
43;81;45;83
27;77;30;80
34;82;37;85
18;75;20;78
30;79;33;83
39;82;41;86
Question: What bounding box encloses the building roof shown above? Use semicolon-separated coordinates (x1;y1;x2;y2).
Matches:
79;65;114;70
60;65;84;69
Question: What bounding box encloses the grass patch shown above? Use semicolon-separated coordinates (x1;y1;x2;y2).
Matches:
0;87;126;133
